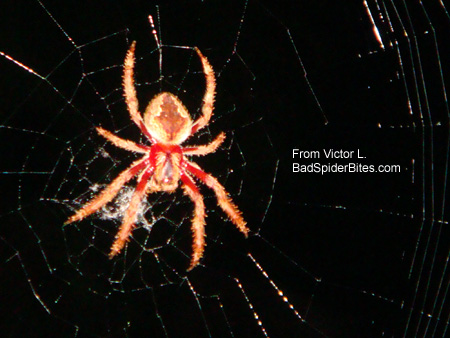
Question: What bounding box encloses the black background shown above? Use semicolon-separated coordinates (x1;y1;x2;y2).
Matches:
1;0;449;337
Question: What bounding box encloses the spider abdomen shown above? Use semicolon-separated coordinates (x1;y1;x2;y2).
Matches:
144;92;192;144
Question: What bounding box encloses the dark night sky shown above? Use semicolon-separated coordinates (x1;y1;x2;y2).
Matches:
1;1;449;337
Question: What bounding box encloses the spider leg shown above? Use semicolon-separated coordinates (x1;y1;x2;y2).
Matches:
182;132;225;156
109;167;153;258
181;173;206;270
65;157;149;224
191;47;216;135
97;127;150;153
123;41;154;141
185;161;249;237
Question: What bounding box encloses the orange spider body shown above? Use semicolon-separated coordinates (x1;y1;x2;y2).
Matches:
65;42;248;270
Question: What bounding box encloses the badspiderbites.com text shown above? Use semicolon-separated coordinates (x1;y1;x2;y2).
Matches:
292;149;401;175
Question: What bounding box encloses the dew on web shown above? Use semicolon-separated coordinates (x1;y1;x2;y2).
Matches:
0;0;449;337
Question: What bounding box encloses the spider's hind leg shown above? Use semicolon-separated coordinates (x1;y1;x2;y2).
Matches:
185;161;249;237
109;167;153;258
181;173;206;271
65;157;148;225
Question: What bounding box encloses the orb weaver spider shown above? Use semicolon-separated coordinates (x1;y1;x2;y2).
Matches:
65;42;249;270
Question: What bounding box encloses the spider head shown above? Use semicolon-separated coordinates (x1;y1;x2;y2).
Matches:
144;92;192;145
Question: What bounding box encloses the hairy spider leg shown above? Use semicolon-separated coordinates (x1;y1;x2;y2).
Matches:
109;167;154;258
185;161;249;236
97;127;151;154
65;157;149;225
123;41;155;141
181;173;207;270
191;47;216;135
182;132;226;156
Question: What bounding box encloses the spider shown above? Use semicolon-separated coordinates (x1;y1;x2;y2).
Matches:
65;41;249;270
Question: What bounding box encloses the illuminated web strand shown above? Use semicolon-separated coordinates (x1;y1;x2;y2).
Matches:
2;240;52;315
146;282;169;337
234;278;269;338
148;15;161;49
285;29;328;125
1;171;50;175
0;38;87;130
37;0;75;45
418;2;450;337
363;0;385;50
146;10;219;111
255;1;329;124
220;0;248;77
186;279;212;337
385;1;449;337
148;12;165;94
0;51;46;80
248;254;304;321
216;297;235;337
419;3;450;337
220;0;329;126
388;6;426;335
233;0;248;54
261;159;278;224
213;0;256;81
34;0;121;128
393;2;436;337
147;10;195;93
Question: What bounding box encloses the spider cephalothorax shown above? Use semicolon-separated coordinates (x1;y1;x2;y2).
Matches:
65;42;249;270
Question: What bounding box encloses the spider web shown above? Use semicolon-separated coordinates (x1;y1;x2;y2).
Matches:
0;0;449;337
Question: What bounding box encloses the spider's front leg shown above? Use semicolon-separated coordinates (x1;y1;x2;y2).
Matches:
181;173;206;270
191;47;216;134
123;41;154;141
